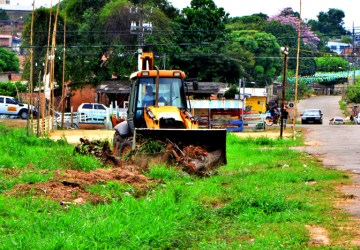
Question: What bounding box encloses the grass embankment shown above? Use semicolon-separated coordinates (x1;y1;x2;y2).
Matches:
0;124;357;249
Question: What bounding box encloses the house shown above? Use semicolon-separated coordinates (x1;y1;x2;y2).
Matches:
326;40;351;55
96;79;130;109
243;88;267;113
0;2;30;52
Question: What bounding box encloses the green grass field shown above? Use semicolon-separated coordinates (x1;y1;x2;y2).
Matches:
0;124;358;249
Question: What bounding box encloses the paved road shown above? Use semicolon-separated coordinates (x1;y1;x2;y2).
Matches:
295;95;360;172
293;95;360;217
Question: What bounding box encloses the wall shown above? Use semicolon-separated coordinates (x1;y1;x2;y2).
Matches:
246;96;267;113
70;85;98;111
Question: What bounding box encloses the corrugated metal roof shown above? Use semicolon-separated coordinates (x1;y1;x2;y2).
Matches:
96;79;130;94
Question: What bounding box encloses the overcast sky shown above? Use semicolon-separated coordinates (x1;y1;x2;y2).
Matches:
7;0;57;8
168;0;358;29
10;0;359;29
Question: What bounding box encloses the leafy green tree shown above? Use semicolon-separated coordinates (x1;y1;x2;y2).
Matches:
174;0;229;47
0;8;9;20
315;56;349;72
169;0;236;81
0;81;27;96
227;14;268;31
308;8;349;37
21;7;66;86
65;0;109;25
22;2;114;87
232;30;282;86
345;82;360;103
145;0;180;19
223;84;238;99
0;47;20;72
171;53;243;83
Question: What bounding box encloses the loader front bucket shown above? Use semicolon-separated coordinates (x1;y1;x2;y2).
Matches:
134;128;227;167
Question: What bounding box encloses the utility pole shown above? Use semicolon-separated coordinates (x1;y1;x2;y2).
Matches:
238;78;242;121
293;0;301;140
280;47;289;139
242;77;246;114
130;2;153;71
352;22;356;84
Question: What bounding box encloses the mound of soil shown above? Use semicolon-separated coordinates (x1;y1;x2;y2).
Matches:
6;166;159;205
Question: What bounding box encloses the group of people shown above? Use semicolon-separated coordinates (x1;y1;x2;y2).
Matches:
269;104;289;128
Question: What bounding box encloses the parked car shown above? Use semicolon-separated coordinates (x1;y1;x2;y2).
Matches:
354;114;360;125
77;103;108;123
301;109;323;124
304;109;323;117
0;95;38;119
329;117;345;125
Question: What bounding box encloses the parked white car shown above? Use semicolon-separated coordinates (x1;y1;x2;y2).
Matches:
329;117;345;125
354;114;360;125
0;95;38;119
77;103;108;123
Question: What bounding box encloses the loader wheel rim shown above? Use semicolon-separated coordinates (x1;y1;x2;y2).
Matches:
121;145;132;158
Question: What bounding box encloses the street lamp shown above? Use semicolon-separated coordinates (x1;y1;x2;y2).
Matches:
280;46;289;139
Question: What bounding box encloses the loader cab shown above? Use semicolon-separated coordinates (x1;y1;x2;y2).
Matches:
127;71;188;129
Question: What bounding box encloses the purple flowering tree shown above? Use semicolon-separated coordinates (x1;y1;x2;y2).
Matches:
268;7;320;48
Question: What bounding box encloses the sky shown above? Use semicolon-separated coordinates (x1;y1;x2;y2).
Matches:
168;0;358;30
10;0;60;8
10;0;358;29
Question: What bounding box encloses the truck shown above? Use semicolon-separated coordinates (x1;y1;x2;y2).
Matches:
0;95;38;119
113;52;226;167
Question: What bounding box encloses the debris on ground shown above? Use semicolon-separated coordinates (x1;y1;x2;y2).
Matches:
125;138;224;177
74;138;122;167
6;167;159;204
6;137;223;205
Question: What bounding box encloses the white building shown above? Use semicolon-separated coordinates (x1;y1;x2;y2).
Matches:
326;40;351;55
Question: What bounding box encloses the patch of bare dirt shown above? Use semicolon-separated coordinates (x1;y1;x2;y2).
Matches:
6;134;223;204
6;166;159;205
305;225;330;246
50;129;114;145
0;118;27;128
233;129;293;139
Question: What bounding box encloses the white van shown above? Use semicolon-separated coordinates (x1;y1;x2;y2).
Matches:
77;103;108;123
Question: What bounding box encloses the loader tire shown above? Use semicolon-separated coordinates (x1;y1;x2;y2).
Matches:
113;133;124;156
119;141;132;159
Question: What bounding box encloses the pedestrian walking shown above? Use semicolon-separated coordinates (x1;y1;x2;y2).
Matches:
282;109;289;129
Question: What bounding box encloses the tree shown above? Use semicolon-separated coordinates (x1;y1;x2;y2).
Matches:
145;0;180;19
268;7;320;49
0;81;27;96
170;0;232;81
175;0;229;46
264;20;317;76
0;47;20;72
345;81;360;103
315;56;349;72
21;7;67;87
227;13;268;31
232;30;282;86
308;8;349;37
0;8;9;20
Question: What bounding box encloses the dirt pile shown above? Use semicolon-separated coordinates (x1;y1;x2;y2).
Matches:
7;167;159;204
6;137;222;204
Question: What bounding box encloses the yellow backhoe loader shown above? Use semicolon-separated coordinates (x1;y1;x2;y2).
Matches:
113;52;226;168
